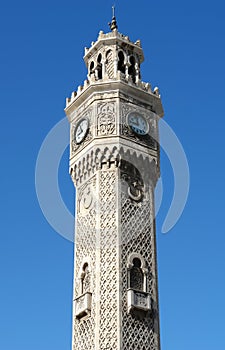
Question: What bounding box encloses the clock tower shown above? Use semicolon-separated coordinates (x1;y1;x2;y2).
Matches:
65;14;164;350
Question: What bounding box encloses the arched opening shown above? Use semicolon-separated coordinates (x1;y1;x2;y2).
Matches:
97;53;102;63
89;61;94;75
81;262;90;294
130;257;144;291
75;262;92;319
96;53;102;79
118;51;125;74
127;253;150;314
128;56;136;83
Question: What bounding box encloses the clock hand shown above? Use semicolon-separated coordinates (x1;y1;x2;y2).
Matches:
77;126;83;135
132;118;139;126
137;117;143;127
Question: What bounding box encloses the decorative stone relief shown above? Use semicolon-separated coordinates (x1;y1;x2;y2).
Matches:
77;177;96;215
127;183;142;201
70;145;158;187
75;292;92;320
97;102;116;136
120;160;144;202
99;171;119;349
127;289;151;313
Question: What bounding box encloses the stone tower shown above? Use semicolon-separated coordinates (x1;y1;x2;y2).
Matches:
65;14;164;350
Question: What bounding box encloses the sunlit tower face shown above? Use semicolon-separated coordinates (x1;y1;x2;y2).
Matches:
65;12;164;350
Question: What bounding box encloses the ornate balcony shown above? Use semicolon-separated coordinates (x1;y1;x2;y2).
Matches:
75;292;92;319
127;289;151;313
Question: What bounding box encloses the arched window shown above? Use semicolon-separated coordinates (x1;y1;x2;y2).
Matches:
75;261;92;319
89;61;94;75
130;258;144;290
96;53;102;79
128;56;136;83
118;51;125;74
81;262;91;294
127;253;147;292
127;254;150;314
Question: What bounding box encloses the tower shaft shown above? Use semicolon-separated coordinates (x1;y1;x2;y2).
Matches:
65;27;164;350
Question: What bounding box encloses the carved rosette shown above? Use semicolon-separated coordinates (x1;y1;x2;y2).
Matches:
97;101;116;136
120;102;157;150
71;108;93;156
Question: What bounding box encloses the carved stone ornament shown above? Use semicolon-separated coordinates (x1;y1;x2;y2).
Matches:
70;145;158;187
97;101;116;136
77;177;96;215
120;160;144;202
127;289;151;314
75;292;92;319
83;186;92;209
128;182;143;201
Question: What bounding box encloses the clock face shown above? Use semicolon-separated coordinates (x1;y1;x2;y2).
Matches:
127;113;149;135
74;118;89;144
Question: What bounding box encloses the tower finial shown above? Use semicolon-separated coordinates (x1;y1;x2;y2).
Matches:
112;4;115;18
109;5;118;31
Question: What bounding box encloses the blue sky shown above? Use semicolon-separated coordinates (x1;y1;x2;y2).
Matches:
0;0;225;349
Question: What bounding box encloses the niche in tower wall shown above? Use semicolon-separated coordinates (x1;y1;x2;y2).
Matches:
75;262;92;320
127;253;151;314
